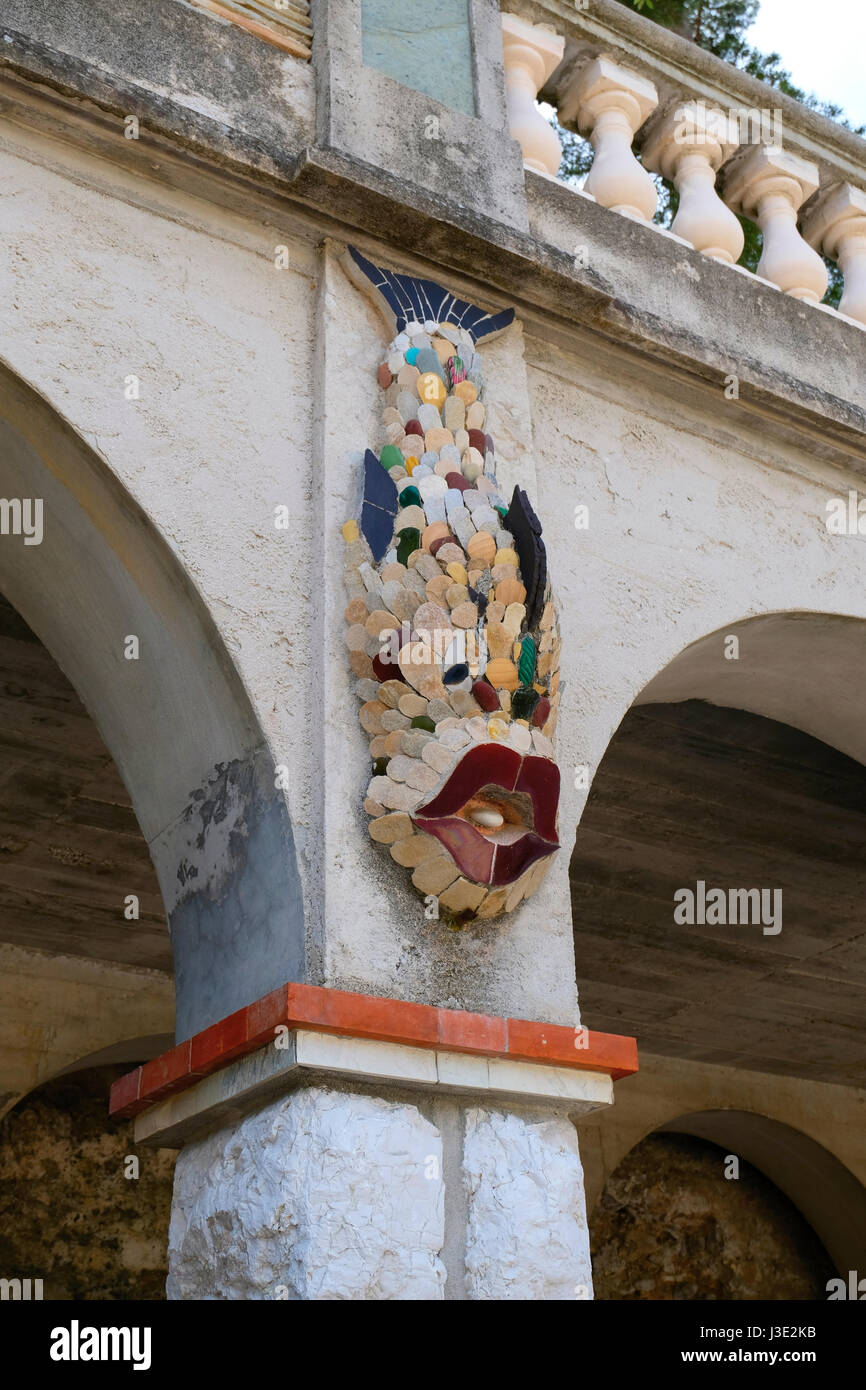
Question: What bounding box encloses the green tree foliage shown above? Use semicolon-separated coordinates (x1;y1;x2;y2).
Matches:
624;0;861;127
554;0;860;305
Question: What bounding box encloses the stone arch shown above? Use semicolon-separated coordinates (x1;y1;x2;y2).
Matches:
634;610;866;768
0;360;304;1040
599;1109;866;1280
571;609;866;1285
572;608;866;1073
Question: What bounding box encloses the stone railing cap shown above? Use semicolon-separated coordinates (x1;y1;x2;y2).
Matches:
802;181;866;250
724;144;821;216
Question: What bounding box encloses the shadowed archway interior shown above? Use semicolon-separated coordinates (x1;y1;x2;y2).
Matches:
571;698;866;1086
0;591;169;971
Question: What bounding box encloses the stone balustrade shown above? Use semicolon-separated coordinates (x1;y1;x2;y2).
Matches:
724;146;827;302
501;13;565;176
802;184;866;324
642;101;743;264
561;55;658;221
499;2;866;325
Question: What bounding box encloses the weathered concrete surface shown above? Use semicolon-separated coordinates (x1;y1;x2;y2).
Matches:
156;748;305;1041
0;943;173;1120
0;0;315;179
314;0;527;230
167;1086;446;1299
463;1107;592;1299
525;171;866;462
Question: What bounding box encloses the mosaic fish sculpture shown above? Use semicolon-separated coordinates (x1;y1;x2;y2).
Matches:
342;249;561;923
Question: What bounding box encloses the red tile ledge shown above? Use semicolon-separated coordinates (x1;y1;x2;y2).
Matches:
110;983;638;1119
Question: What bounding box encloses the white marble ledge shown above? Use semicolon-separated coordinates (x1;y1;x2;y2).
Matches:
135;1027;615;1148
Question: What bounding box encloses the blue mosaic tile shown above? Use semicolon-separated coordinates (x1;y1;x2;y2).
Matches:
348;247;515;344
361;448;398;562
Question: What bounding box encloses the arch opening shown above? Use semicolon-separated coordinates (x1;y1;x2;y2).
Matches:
636;610;866;768
590;1112;864;1300
572;612;866;1296
0;362;305;1040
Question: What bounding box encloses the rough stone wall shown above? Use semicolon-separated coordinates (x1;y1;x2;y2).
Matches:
463;1107;592;1299
167;1086;594;1300
0;1067;175;1300
591;1133;836;1301
167;1087;447;1300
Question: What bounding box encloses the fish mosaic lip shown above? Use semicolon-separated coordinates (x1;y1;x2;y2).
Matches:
413;743;560;886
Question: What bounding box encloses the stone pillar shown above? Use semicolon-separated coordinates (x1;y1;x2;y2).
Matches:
108;240;639;1301
801;182;866;325
558;56;658;221
723;146;828;301
166;1086;595;1301
312;240;583;1029
313;0;530;233
642;101;744;263
500;13;565;176
114;987;632;1299
167;1086;449;1300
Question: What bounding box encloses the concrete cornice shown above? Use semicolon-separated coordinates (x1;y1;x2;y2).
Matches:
2;10;866;479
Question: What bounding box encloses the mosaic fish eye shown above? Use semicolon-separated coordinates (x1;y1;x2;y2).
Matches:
342;254;561;923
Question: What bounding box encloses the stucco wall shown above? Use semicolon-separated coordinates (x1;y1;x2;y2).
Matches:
0;121;316;1033
5;111;866;1030
523;330;866;806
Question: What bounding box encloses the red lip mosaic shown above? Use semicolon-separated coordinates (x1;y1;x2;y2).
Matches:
414;744;560;887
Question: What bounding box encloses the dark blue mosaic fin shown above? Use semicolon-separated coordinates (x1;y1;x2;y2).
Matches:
348;247;515;344
361;448;398;562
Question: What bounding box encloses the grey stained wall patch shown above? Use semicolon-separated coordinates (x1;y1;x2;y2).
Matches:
361;0;476;117
160;748;305;1043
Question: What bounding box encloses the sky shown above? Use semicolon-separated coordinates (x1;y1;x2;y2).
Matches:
747;0;866;126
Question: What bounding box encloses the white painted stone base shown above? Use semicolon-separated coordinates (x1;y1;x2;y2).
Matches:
167;1086;446;1300
167;1084;595;1300
464;1109;592;1300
